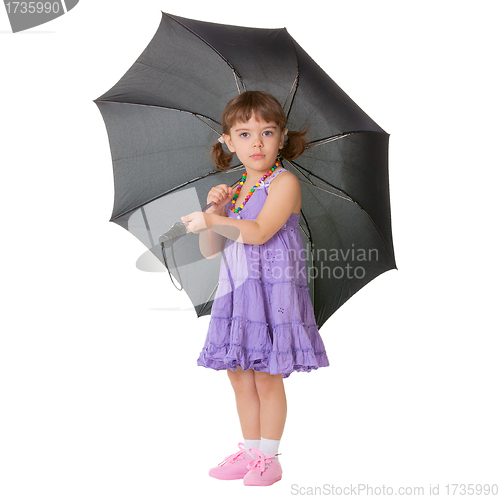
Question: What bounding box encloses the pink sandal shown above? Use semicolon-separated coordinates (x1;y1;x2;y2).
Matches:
243;448;282;486
208;442;253;480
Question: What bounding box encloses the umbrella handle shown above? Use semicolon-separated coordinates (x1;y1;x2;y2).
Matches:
158;178;241;246
157;177;241;293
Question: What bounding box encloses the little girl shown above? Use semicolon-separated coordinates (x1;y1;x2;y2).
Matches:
181;91;329;486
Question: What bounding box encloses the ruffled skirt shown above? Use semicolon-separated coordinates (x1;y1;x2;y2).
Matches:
197;276;329;378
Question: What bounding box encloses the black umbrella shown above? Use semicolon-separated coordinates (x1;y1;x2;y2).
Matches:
94;12;396;329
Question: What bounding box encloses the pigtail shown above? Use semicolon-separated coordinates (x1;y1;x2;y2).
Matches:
210;140;234;172
280;126;310;161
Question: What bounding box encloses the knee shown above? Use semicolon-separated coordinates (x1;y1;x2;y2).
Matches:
254;372;284;398
227;367;256;393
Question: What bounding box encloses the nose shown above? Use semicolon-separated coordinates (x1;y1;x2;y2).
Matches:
252;136;263;148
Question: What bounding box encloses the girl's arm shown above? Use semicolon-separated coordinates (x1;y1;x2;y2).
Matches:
198;205;227;259
196;184;234;259
183;172;301;246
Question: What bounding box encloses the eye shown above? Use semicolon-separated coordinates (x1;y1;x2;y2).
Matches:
263;130;273;137
239;132;249;138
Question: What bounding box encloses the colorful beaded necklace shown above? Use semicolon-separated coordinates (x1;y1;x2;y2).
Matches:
230;159;281;216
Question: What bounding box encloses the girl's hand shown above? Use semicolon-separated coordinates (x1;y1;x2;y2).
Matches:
206;184;233;210
181;211;208;234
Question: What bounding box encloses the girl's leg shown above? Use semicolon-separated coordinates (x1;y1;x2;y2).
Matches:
254;372;287;440
227;367;261;439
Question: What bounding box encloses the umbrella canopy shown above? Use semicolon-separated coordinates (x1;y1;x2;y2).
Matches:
94;12;396;329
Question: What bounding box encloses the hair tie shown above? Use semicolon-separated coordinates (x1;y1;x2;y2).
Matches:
218;136;225;144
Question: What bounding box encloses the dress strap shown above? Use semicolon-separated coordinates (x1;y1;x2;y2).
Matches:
254;167;289;194
265;167;288;185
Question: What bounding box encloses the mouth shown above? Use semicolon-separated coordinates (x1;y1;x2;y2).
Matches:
251;154;265;159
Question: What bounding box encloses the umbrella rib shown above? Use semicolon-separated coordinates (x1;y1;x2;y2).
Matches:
193;115;221;136
298;209;315;311
95;99;227;145
306;131;356;148
166;14;246;94
109;166;245;222
284;37;301;119
94;99;222;133
302;183;354;203
283;159;316;304
197;283;218;316
289;160;395;262
283;158;353;203
283;74;299;118
140;206;155;249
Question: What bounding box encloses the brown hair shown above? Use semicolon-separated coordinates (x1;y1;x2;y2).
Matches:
211;91;309;171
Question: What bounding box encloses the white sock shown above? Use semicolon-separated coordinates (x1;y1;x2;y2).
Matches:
244;439;261;459
260;437;280;462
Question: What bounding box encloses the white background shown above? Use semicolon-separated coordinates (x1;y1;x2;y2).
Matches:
1;1;499;497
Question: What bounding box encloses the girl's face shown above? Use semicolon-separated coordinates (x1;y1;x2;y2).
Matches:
223;113;285;175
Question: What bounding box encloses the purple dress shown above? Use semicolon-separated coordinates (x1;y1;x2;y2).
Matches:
197;168;329;378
